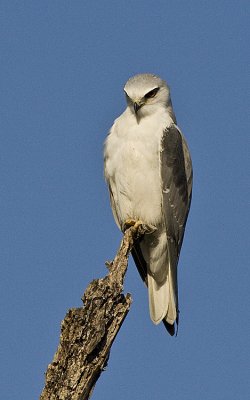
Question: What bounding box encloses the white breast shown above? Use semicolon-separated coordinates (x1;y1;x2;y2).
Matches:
104;107;172;228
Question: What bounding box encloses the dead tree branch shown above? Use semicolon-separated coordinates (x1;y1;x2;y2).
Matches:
40;223;147;400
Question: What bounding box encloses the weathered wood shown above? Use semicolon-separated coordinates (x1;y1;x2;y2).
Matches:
40;223;147;400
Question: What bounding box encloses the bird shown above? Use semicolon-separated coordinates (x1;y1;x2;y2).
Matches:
104;73;192;335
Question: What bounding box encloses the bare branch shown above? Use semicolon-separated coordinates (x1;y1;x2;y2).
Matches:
40;223;147;400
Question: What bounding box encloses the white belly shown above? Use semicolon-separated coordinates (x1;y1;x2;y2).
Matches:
104;108;170;228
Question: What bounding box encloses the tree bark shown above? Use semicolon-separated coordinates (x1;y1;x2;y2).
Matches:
40;223;148;400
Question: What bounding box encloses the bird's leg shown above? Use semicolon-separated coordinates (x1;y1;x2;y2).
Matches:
123;218;156;234
123;218;140;231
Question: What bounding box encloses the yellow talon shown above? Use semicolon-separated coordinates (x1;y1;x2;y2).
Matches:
123;218;143;231
133;220;144;229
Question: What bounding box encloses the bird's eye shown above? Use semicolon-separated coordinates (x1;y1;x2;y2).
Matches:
144;87;159;99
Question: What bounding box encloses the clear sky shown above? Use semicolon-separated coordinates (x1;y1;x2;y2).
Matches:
1;1;249;399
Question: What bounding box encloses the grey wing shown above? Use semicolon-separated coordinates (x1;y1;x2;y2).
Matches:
161;124;192;256
160;124;192;319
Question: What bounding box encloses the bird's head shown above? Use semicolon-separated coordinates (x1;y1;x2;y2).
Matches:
124;73;174;119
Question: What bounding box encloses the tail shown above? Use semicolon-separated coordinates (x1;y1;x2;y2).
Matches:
148;265;178;335
131;233;179;336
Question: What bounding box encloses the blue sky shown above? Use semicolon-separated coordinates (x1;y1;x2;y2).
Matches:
1;1;249;399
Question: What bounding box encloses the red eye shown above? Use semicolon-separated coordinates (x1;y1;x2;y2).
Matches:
145;87;159;99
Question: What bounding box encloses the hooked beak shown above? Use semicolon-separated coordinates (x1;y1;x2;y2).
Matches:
134;102;142;114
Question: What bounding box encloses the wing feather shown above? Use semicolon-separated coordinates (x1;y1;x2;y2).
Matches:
161;125;192;254
160;125;193;327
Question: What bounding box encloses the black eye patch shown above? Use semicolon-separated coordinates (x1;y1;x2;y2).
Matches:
144;87;159;99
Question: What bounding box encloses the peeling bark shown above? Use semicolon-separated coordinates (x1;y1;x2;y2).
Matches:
40;224;147;400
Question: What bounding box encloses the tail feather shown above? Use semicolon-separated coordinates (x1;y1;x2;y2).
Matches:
148;274;169;324
165;266;177;324
131;232;179;336
148;265;177;328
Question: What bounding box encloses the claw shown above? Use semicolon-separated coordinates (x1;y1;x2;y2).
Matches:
123;219;156;234
123;218;138;231
142;223;157;234
133;220;146;230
